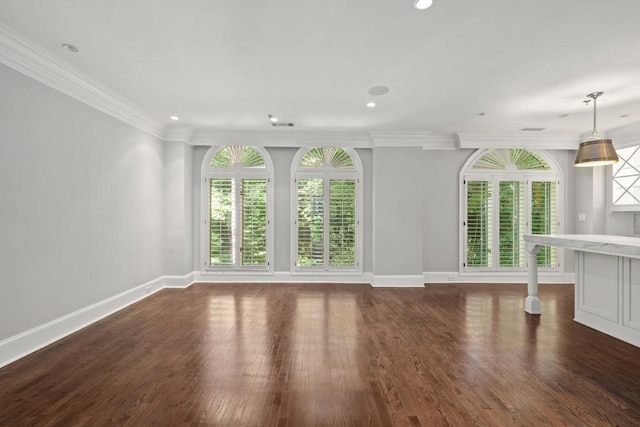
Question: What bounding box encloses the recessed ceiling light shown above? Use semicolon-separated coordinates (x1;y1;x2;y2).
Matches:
268;115;278;123
368;86;390;96
367;102;376;108
620;114;630;118
558;113;570;118
477;112;486;116
61;43;80;53
414;0;433;10
170;116;179;121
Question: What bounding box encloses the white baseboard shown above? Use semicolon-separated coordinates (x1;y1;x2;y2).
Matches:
164;272;197;289
0;276;164;369
195;271;372;284
196;272;426;287
424;271;575;284
370;274;425;288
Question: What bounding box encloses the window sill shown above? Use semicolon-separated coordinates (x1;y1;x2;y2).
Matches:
610;205;640;213
201;269;273;275
291;270;363;276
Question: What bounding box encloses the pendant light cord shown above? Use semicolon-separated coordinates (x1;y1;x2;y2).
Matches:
588;91;603;139
592;95;598;138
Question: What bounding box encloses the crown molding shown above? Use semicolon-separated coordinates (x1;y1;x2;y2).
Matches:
0;21;165;139
605;121;640;148
189;129;374;147
187;129;462;149
164;126;194;144
369;131;459;149
457;133;580;150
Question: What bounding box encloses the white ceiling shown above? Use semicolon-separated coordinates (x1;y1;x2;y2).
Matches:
1;0;640;136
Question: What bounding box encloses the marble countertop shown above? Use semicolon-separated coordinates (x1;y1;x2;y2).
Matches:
524;234;640;259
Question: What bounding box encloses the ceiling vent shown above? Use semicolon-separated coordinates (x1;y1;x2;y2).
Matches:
520;127;546;132
272;122;294;127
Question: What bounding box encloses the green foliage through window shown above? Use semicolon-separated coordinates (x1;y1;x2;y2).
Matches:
296;178;357;268
466;178;557;270
531;181;558;267
473;149;550;170
498;181;525;268
209;179;233;265
211;146;265;168
299;147;355;169
297;179;325;267
329;180;356;266
241;179;268;265
209;178;268;267
466;181;492;268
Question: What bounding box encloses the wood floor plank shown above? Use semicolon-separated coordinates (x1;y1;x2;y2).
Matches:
2;283;640;426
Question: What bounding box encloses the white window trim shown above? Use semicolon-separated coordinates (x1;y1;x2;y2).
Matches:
458;148;564;275
290;147;363;275
607;141;640;212
200;146;274;273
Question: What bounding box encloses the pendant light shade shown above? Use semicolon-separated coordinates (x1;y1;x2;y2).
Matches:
574;138;619;167
573;92;619;167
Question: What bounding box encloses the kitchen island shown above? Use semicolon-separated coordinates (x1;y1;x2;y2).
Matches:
524;234;640;348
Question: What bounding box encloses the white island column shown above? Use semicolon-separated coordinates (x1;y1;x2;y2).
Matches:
525;242;542;314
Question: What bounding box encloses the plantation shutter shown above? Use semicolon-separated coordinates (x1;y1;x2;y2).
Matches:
466;180;493;268
498;180;526;268
463;149;560;273
297;178;325;267
240;178;268;266
329;179;356;267
531;180;558;267
209;178;234;265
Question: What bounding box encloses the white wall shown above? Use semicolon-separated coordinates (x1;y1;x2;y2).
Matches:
192;146;207;271
422;149;474;272
270;147;296;272
574;162;607;235
356;148;373;273
0;64;165;341
552;149;577;272
608;212;636;235
573;159;638;237
164;141;193;275
372;147;423;277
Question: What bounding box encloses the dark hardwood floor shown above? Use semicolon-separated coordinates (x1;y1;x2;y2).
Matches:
2;283;640;426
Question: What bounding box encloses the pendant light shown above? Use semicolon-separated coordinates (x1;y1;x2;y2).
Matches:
573;92;619;167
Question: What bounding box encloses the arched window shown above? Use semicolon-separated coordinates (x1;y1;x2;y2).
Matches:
292;147;362;273
201;145;273;271
460;148;562;272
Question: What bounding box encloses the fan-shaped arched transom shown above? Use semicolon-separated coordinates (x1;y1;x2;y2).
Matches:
209;145;266;169
297;147;355;170
471;148;550;171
